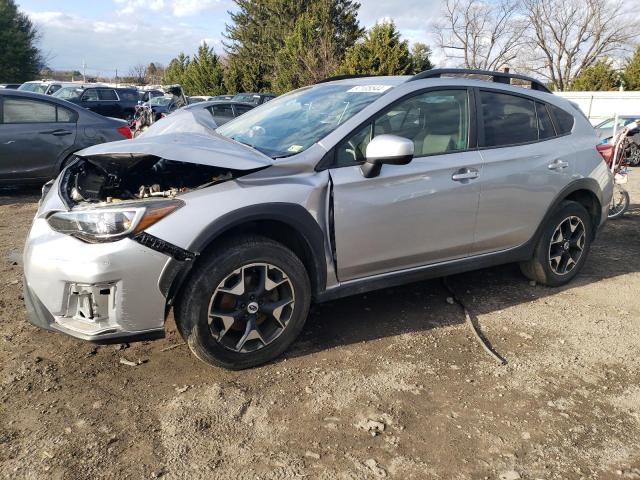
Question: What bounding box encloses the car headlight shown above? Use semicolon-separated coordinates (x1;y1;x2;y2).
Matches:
46;200;183;242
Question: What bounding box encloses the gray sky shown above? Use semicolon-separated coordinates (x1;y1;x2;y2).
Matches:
17;0;442;76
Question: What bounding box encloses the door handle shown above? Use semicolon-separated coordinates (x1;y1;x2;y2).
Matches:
39;129;72;136
452;168;479;181
548;159;569;170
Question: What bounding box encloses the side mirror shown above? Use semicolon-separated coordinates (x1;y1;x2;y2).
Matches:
361;134;414;178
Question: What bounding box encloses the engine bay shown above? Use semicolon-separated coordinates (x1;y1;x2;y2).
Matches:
62;155;249;206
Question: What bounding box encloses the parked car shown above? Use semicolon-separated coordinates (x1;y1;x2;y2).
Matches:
183;100;255;126
52;86;139;120
0;83;21;89
24;69;613;369
595;115;640;141
231;92;276;105
0;90;131;185
19;80;96;96
139;89;164;103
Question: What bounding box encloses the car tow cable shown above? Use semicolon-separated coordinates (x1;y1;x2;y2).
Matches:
442;277;507;366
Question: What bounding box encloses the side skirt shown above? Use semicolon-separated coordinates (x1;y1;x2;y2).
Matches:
315;241;533;303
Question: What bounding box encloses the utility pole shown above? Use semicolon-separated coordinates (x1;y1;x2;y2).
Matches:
82;59;86;83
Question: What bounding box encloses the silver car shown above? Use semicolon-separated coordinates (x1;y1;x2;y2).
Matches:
23;69;613;369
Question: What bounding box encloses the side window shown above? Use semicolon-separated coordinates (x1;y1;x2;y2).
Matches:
234;105;252;116
536;102;556;140
57;106;75;122
118;91;137;102
98;89;118;101
335;89;470;166
81;89;99;102
548;104;574;135
480;91;538;147
2;98;57;123
48;84;62;94
212;104;234;117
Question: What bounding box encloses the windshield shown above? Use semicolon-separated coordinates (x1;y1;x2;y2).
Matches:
218;84;390;158
596;117;635;129
232;93;261;105
19;82;47;94
149;96;173;106
53;87;84;100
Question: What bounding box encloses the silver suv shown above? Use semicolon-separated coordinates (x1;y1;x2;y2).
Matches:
24;69;613;369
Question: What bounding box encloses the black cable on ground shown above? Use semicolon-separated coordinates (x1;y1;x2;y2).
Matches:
442;277;507;366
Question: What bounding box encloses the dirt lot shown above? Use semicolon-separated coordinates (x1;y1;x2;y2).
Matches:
0;174;639;480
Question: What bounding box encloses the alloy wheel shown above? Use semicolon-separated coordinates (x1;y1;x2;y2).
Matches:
547;216;586;275
207;263;295;353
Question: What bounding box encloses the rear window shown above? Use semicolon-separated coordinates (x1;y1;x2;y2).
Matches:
2;98;74;123
211;104;234;117
119;90;138;102
98;89;118;101
480;91;538;147
536;102;556;140
548;104;574;135
234;105;252;115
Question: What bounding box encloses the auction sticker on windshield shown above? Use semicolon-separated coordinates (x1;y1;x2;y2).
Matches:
347;85;392;93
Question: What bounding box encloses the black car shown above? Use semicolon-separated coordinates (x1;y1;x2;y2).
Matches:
183;100;255;126
139;89;164;103
53;86;139;120
231;92;276;106
0;90;131;185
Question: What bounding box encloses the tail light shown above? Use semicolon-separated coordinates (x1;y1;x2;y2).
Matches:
116;125;132;139
596;143;613;166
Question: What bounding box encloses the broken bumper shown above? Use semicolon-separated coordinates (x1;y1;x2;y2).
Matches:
23;218;170;343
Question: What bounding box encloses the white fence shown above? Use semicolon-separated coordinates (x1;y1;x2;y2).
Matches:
555;91;640;125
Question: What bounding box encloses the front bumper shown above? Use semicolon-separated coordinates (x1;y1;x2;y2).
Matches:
23;218;170;342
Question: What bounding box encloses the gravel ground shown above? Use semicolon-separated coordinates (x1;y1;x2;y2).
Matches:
0;173;639;480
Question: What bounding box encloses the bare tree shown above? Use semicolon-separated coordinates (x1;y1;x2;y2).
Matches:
434;0;527;71
521;0;639;91
128;63;147;85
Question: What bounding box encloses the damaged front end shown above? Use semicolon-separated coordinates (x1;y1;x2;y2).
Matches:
24;109;274;343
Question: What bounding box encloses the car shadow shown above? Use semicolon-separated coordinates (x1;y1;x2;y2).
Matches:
286;201;640;360
0;185;42;206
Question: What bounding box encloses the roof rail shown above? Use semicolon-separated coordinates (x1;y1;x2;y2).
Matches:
316;74;375;84
408;68;552;93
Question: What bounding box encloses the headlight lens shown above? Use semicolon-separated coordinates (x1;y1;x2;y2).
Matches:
47;200;183;242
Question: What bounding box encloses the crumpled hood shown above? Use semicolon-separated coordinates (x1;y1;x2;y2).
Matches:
75;108;273;171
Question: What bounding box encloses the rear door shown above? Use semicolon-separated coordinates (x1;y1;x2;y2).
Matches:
97;89;120;117
80;89;102;114
0;96;77;182
473;89;575;253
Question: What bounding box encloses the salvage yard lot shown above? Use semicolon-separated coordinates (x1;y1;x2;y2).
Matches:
1;176;639;480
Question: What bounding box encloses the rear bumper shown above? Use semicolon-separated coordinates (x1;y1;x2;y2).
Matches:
23;218;170;343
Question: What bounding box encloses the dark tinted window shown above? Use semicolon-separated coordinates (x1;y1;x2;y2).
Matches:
2;98;57;123
234;105;252;115
536;102;556;140
548;104;574;134
118;90;138;102
480;91;538;147
212;104;234;117
98;89;118;101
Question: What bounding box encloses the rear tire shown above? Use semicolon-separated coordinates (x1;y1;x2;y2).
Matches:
175;235;311;370
520;201;593;287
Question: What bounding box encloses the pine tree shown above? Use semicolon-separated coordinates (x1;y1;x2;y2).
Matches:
623;47;640;91
273;0;360;94
224;0;362;93
0;0;44;82
181;43;225;96
409;42;433;74
570;59;620;91
162;52;190;85
340;21;412;76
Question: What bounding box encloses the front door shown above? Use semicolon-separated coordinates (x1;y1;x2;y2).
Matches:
329;89;483;281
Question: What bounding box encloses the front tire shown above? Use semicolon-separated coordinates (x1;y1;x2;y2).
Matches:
520;201;593;287
175;235;311;370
